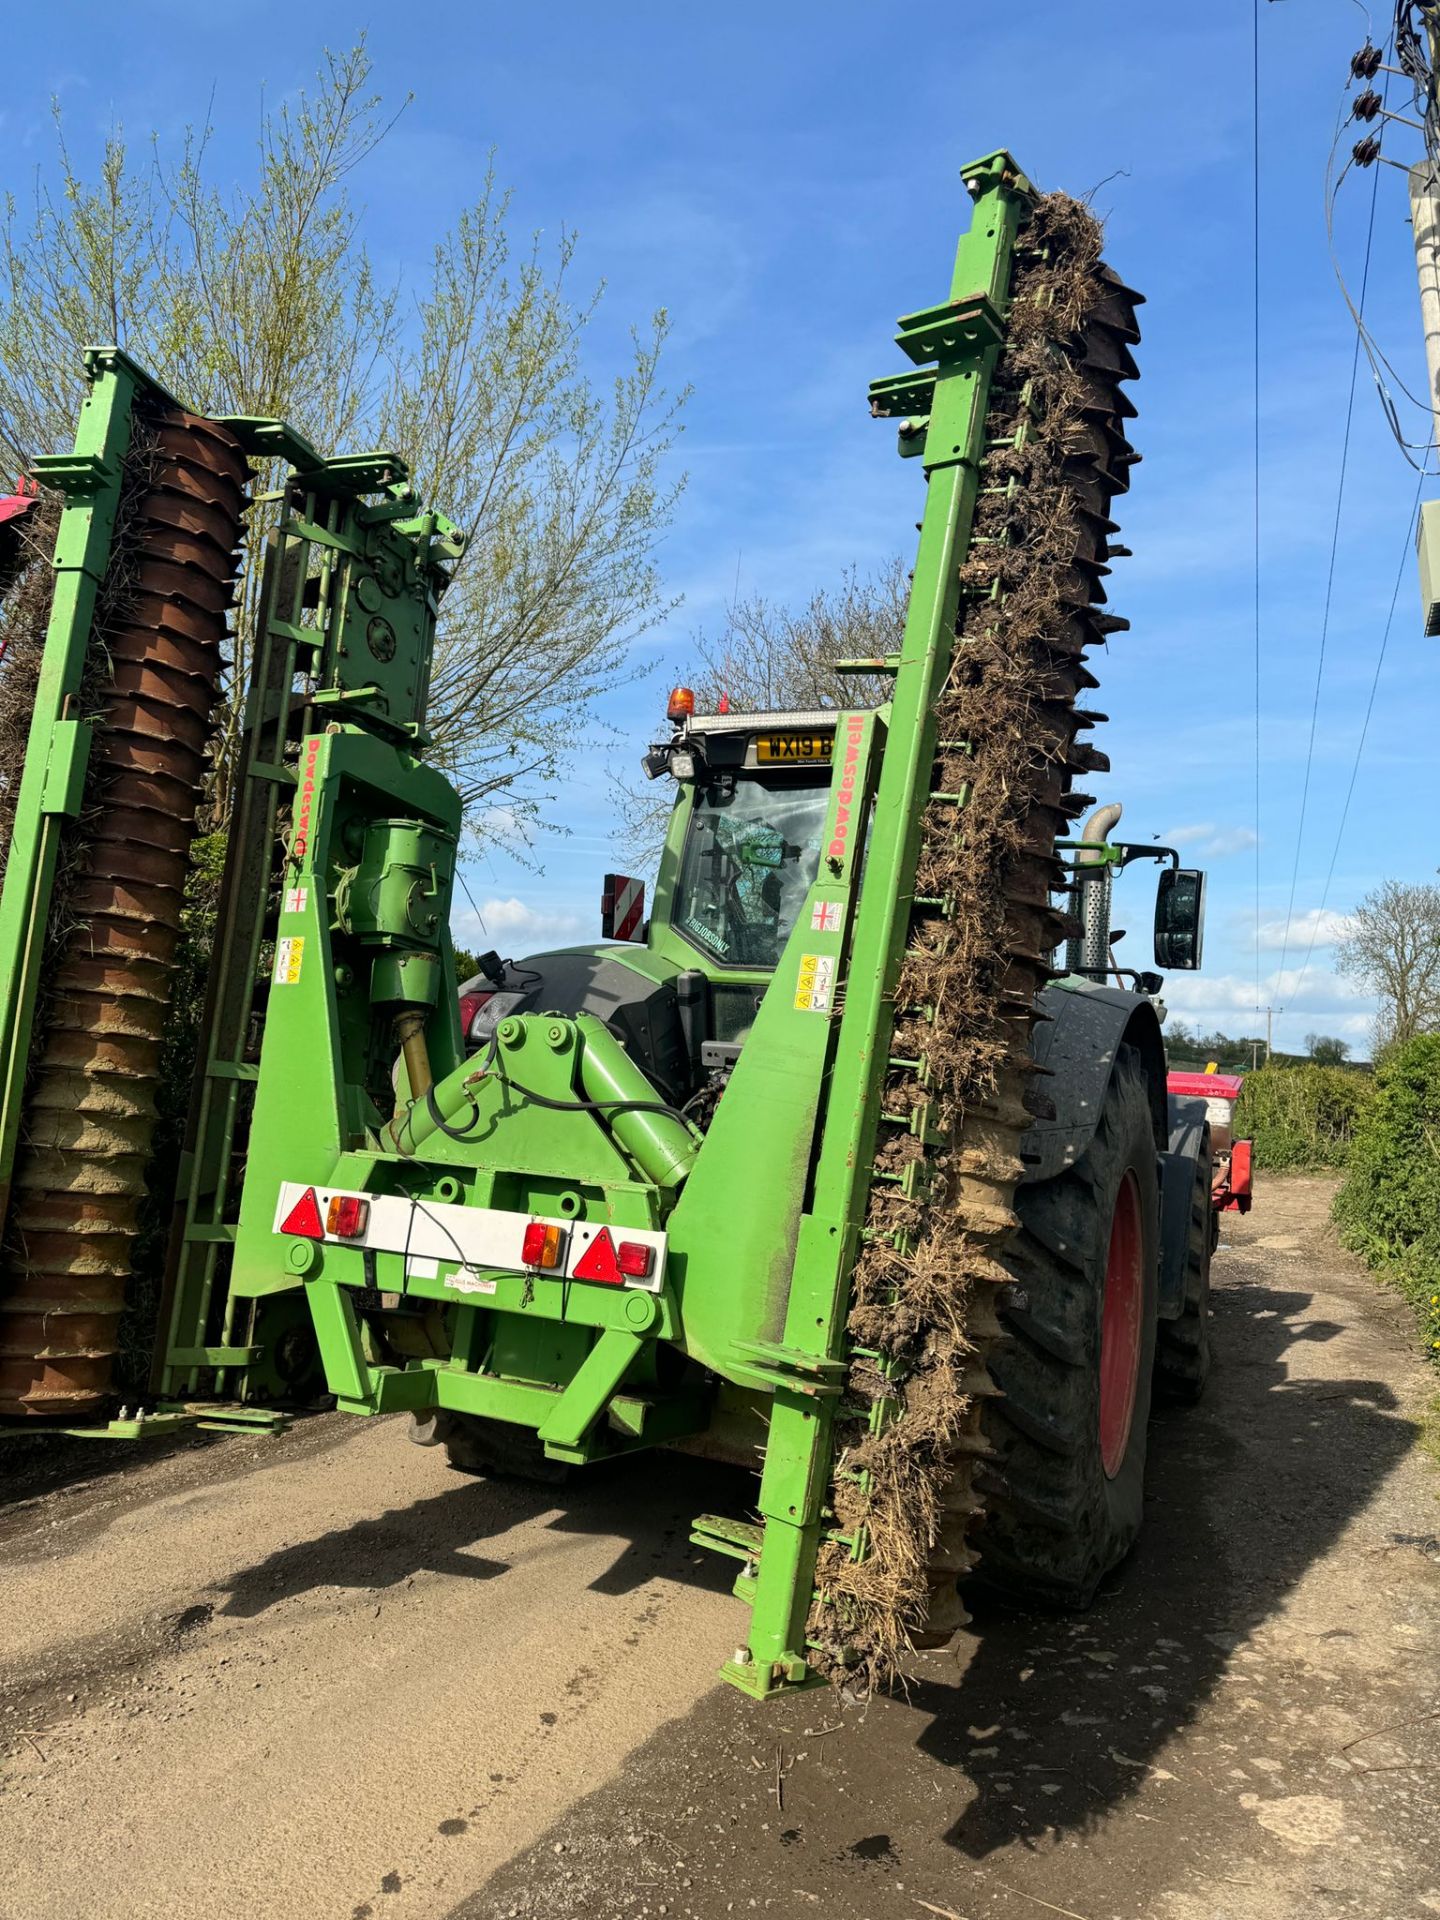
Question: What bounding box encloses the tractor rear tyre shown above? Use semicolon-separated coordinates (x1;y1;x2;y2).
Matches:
408;1410;571;1485
979;1046;1160;1608
1153;1127;1213;1407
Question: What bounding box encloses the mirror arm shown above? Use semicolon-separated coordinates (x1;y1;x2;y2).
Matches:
1112;841;1180;872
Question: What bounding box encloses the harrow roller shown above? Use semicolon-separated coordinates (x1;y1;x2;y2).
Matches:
812;187;1142;1685
0;405;246;1417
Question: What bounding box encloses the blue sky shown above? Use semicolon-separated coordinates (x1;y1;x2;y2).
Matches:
5;1;1435;1055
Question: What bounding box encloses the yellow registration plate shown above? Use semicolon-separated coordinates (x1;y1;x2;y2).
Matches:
755;733;832;763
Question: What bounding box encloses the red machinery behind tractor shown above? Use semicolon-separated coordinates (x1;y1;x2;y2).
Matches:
0;482;39;604
1166;1070;1254;1246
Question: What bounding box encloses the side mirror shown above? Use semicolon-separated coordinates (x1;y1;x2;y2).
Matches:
1154;867;1205;970
601;873;646;942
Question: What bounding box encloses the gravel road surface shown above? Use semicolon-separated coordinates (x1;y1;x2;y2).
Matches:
2;1175;1437;1920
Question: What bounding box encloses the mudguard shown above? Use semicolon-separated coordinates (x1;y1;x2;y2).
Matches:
1158;1094;1210;1323
1022;980;1168;1182
1022;981;1202;1323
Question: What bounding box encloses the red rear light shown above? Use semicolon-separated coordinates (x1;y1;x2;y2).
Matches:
616;1240;653;1279
325;1194;370;1239
458;990;493;1039
521;1221;566;1270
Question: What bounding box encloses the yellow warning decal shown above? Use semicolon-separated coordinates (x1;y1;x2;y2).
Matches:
273;935;305;986
793;951;835;1013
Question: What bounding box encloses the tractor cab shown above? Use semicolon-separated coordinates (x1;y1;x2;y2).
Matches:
457;697;853;1107
652;700;839;974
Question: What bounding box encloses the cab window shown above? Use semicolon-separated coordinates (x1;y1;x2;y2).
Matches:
672;773;831;971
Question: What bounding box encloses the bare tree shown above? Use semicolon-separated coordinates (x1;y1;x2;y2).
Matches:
611;560;908;867
691;559;906;712
1335;879;1440;1052
0;43;683;840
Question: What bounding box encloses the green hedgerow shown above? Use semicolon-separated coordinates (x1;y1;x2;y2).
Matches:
1234;1062;1376;1172
1333;1033;1440;1363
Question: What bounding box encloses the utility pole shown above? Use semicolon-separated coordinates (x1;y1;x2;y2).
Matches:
1409;158;1440;451
1349;9;1440;622
1397;9;1440;624
1408;2;1440;446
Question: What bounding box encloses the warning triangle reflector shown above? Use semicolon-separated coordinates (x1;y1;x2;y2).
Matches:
572;1227;623;1286
280;1186;325;1239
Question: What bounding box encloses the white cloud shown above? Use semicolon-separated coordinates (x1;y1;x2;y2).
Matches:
471;804;525;849
1161;1003;1374;1053
1318;1012;1375;1043
1159;964;1373;1053
452;897;584;950
1161;822;1258;858
1254;908;1352;953
1162;965;1366;1018
1164;822;1219;846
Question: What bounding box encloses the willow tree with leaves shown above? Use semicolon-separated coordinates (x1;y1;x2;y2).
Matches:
0;42;682;837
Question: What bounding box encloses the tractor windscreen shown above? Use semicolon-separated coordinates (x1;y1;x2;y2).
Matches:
673;772;830;970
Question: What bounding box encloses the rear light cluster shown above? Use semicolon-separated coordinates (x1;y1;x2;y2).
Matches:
278;1185;660;1289
521;1221;565;1269
457;990;494;1040
326;1194;370;1239
279;1186;369;1241
520;1221;655;1285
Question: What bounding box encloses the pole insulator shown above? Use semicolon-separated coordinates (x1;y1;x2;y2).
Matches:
1350;43;1382;81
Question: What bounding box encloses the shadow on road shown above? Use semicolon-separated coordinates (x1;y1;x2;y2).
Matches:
450;1207;1431;1920
215;1444;747;1619
909;1274;1414;1858
0;1425;232;1528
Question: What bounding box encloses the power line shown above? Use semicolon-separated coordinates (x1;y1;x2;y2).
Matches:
1289;472;1425;1005
454;865;489;938
1253;0;1263;1026
1276;84;1386;990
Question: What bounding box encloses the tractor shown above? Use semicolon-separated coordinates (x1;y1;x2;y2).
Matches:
454;707;1217;1624
0;150;1223;1695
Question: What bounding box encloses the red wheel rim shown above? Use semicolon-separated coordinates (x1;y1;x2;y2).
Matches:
1099;1170;1143;1478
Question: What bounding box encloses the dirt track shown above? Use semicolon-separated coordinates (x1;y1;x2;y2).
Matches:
2;1176;1438;1920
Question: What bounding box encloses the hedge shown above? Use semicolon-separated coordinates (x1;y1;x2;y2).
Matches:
1233;1062;1376;1172
1333;1034;1440;1362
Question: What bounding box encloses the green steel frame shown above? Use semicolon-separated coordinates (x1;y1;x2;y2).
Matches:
156;454;465;1398
0;346;463;1440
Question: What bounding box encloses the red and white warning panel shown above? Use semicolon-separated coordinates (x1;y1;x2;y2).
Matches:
273;1184;667;1293
601;872;645;943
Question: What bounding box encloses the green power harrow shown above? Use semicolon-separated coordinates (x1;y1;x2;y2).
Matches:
0;154;1180;1696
